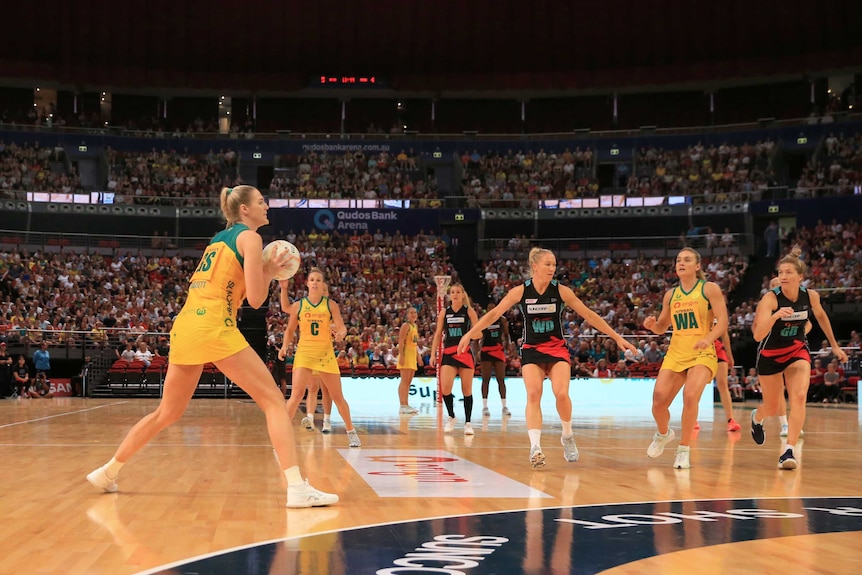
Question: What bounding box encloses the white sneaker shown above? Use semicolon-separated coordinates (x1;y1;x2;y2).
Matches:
502;407;511;416
464;422;475;435
779;424;805;438
673;447;690;469
286;480;339;508
321;420;332;434
86;465;119;493
444;416;456;432
561;434;579;462
529;446;546;468
399;405;419;415
482;407;490;417
347;430;361;448
301;416;316;432
647;428;675;458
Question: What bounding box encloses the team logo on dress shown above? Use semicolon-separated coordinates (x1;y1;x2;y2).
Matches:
196;307;206;316
224;319;233;327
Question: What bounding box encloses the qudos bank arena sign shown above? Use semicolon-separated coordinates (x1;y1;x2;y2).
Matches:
268;207;468;234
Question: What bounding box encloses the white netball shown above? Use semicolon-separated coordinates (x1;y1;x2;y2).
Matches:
263;240;301;280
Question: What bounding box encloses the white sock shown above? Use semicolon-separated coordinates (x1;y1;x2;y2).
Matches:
561;420;573;438
528;428;542;448
323;415;331;423
501;398;507;408
284;465;303;486
482;398;488;408
786;444;795;453
105;457;124;478
677;445;690;452
779;415;788;426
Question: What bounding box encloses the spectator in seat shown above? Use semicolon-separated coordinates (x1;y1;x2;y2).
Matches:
807;358;825;402
13;355;30;397
614;360;631;378
643;340;664;364
821;360;843;403
134;340;154;367
728;368;744;400
593;358;613;378
744;368;762;396
118;341;136;363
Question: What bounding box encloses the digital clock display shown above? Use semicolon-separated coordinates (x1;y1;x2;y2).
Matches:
312;76;388;88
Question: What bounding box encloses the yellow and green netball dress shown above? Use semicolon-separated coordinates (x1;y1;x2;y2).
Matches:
294;297;340;374
660;280;717;377
397;321;419;370
170;224;251;364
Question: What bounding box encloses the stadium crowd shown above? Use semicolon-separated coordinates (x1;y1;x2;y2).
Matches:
1;218;857;396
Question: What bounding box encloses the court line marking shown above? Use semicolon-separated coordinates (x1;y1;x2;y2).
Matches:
0;401;129;429
133;494;862;575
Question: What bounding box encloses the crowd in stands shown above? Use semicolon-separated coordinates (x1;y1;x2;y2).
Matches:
268;149;435;203
1;219;858;396
1;126;861;207
460;148;599;207
728;218;862;344
104;147;238;205
796;131;862;196
0;140;83;194
629;141;777;202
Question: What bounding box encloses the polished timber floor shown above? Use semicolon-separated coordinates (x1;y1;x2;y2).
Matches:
1;384;860;575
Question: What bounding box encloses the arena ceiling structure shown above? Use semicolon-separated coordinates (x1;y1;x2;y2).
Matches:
3;0;861;97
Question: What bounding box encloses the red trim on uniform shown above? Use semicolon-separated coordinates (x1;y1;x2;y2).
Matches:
481;344;506;362
761;340;809;364
522;337;570;360
714;339;729;363
443;345;475;367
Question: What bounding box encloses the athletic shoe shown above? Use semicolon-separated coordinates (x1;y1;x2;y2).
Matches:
750;410;765;445
646;428;675;458
673;447;691;469
444;417;456;433
301;416;316;432
727;419;741;432
321;420;332;434
286;480;339;508
347;430;361;448
482;407;490;416
778;448;797;470
561;434;579;462
464;422;475;435
502;407;512;416
399;405;418;415
86;465;119;493
529;446;546;469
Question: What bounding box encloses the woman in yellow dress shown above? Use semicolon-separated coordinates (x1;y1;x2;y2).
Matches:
87;185;337;508
396;306;421;414
644;247;729;470
280;268;360;447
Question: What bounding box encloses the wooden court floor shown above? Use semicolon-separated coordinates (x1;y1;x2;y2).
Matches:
0;396;860;575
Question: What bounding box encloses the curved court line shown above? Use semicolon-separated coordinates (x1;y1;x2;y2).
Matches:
133;495;862;575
